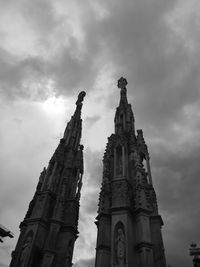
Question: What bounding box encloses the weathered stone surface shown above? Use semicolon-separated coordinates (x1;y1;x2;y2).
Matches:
10;92;85;267
95;78;166;267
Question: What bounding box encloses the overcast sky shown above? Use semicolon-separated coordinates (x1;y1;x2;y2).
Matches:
0;0;200;266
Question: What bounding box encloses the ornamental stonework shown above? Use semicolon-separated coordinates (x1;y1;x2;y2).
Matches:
112;180;130;206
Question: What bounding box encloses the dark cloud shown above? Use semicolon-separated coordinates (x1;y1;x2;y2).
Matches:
86;0;200;130
148;138;200;266
1;0;200;266
0;0;102;100
0;49;48;100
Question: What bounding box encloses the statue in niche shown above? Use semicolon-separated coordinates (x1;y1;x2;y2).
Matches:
19;231;33;267
114;224;126;265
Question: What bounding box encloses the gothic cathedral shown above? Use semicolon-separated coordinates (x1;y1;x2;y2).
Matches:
10;78;166;267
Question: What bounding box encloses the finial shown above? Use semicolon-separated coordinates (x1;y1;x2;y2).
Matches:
76;91;86;105
117;77;128;91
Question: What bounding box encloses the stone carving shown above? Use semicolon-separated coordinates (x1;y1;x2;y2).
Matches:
114;223;126;265
117;77;128;92
116;229;125;263
112;181;130;206
19;231;33;267
103;158;110;180
133;151;142;167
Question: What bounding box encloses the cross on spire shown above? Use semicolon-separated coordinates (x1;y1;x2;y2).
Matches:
117;77;128;91
117;77;128;106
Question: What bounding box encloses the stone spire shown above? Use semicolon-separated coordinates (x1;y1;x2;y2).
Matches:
63;91;86;149
95;78;166;267
10;91;86;267
118;76;128;106
114;77;135;135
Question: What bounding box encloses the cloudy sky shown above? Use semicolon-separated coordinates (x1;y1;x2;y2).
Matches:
0;0;200;266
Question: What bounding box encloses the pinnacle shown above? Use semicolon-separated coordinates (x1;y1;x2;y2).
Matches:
76;91;86;106
117;76;128;107
117;77;128;91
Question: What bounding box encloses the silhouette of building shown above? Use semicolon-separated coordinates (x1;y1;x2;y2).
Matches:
0;224;14;243
10;91;86;267
95;77;166;267
9;78;167;267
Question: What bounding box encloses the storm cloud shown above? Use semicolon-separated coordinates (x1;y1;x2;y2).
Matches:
1;0;200;266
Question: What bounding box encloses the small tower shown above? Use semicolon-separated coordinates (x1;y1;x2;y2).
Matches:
95;78;166;267
10;91;86;267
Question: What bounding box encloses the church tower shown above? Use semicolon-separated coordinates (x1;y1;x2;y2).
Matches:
95;78;166;267
10;91;86;267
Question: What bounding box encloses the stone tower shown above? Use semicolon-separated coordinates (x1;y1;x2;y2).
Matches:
10;91;86;267
95;78;166;267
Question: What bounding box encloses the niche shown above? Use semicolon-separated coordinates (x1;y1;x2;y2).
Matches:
113;221;126;265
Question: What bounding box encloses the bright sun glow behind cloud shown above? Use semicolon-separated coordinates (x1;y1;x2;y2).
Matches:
42;96;67;116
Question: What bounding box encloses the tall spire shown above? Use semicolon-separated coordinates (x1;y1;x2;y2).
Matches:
95;78;166;267
63;91;86;150
114;77;135;135
10;91;86;267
